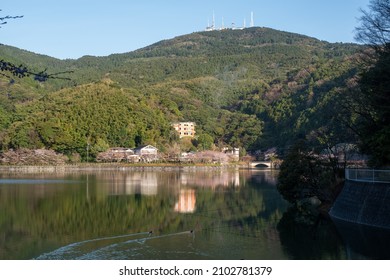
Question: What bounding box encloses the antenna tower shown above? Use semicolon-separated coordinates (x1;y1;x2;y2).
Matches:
212;11;215;30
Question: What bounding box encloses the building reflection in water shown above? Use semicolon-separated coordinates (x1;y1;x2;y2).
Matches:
176;170;243;213
179;170;241;189
174;189;196;213
104;170;244;195
101;169;252;213
107;172;158;196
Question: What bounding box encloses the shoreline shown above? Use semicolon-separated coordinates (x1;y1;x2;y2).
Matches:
0;162;262;173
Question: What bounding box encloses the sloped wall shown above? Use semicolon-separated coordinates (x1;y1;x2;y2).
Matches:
329;180;390;229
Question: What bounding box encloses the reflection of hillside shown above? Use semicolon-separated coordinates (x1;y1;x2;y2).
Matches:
0;170;273;200
248;170;278;185
277;207;346;259
0;169;290;259
331;219;390;259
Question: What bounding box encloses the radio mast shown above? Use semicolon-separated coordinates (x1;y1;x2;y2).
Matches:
212;11;215;30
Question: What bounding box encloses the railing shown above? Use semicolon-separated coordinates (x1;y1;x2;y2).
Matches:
345;168;390;183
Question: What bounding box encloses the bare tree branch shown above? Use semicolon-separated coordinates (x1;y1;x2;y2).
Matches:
0;9;73;81
0;9;23;27
355;0;390;53
0;59;72;81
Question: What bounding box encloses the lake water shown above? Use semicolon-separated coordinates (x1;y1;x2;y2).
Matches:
0;168;388;260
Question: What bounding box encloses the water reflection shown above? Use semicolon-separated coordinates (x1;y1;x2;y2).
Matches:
331;218;390;259
1;169;289;260
277;207;347;259
179;170;241;188
108;172;159;196
0;169;387;260
174;189;196;213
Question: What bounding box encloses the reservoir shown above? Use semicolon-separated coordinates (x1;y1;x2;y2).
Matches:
0;168;388;259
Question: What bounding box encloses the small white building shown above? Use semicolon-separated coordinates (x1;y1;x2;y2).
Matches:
222;147;240;161
96;147;137;162
110;147;134;154
133;145;158;156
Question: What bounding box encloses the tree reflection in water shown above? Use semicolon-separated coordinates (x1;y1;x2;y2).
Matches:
2;169;387;260
0;169;288;259
330;219;390;260
277;207;347;260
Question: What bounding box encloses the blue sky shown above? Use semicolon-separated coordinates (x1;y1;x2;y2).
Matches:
1;0;370;59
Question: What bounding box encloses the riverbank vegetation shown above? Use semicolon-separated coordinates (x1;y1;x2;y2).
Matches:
276;0;390;223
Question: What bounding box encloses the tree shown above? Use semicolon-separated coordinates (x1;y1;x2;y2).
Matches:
277;140;336;204
355;50;390;166
353;0;390;166
355;0;390;53
196;133;214;150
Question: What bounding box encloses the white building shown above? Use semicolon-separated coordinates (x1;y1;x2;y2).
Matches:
133;145;158;156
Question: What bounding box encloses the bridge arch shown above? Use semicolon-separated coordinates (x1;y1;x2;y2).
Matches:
248;161;272;168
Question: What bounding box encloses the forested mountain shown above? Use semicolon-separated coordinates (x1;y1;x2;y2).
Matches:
0;27;363;160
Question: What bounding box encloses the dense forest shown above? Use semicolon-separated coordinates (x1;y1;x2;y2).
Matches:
0;27;366;161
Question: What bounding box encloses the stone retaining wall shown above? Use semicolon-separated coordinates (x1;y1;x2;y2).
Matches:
329;180;390;229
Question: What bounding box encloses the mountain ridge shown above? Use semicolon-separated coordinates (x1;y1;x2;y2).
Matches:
1;27;361;89
1;27;361;61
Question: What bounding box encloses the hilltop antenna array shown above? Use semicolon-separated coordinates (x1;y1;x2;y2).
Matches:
212;11;215;30
205;11;216;31
205;11;255;31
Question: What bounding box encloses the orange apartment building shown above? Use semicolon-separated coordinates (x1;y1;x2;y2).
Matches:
172;122;196;138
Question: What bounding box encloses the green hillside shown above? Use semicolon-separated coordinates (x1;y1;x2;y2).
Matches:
0;27;364;160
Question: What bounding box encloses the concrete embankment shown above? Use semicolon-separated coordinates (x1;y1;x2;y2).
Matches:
329;180;390;229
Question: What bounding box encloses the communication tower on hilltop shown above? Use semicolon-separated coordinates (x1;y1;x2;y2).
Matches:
205;11;216;31
205;11;254;31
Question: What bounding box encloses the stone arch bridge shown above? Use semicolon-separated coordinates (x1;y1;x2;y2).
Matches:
247;161;273;168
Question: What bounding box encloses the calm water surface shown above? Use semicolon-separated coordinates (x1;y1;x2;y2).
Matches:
0;168;388;260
